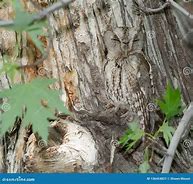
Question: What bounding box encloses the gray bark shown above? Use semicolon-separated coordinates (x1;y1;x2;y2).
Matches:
0;0;193;173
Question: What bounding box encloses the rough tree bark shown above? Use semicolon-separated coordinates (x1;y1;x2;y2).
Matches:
0;0;193;173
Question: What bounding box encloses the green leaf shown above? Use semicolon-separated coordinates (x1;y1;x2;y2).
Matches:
119;121;145;151
139;161;150;173
2;0;47;54
0;55;19;81
158;121;175;146
9;0;34;32
26;20;47;54
157;83;183;120
139;148;150;173
0;78;69;140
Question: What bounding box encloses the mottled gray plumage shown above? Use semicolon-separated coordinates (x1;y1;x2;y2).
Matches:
103;26;153;130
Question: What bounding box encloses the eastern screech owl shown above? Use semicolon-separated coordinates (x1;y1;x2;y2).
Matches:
103;27;153;130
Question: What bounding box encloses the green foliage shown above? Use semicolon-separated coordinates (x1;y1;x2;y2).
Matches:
11;0;34;32
0;43;20;81
139;148;150;173
157;83;183;121
157;121;175;146
0;0;67;142
26;20;47;54
119;121;145;151
0;52;19;82
3;0;47;53
119;83;184;171
119;83;183;150
0;78;69;140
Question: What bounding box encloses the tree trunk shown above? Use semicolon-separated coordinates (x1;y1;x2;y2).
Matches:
0;0;193;173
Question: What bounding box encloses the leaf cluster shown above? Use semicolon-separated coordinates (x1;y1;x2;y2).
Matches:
0;78;69;140
119;121;145;151
119;83;183;150
157;83;183;121
139;148;150;173
4;0;47;53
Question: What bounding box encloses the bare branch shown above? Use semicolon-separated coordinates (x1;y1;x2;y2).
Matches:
0;0;75;27
0;20;14;27
18;16;54;69
134;0;193;20
0;0;75;68
32;0;75;22
169;0;193;19
133;0;170;14
162;103;193;173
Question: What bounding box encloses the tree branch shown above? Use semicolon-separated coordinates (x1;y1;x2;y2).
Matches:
0;0;75;27
169;0;193;19
134;0;193;19
32;0;75;22
133;0;170;14
162;102;193;173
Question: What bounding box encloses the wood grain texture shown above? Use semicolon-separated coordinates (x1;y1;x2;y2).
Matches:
0;0;193;173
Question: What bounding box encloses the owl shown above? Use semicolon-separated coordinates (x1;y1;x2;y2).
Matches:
103;27;153;131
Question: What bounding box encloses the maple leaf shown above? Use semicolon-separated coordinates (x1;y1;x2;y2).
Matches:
3;0;47;53
119;121;145;151
157;83;183;120
158;121;175;146
0;54;19;82
139;148;150;173
0;78;69;140
139;161;150;173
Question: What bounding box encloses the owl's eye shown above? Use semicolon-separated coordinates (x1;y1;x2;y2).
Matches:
111;35;120;42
